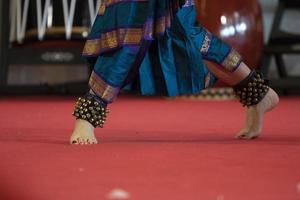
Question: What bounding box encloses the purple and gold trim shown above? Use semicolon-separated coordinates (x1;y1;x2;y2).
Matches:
83;28;143;56
83;13;172;56
221;49;243;72
98;4;106;15
85;0;179;55
98;0;148;15
89;72;120;103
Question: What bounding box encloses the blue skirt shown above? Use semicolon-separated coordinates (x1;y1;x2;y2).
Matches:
82;0;241;103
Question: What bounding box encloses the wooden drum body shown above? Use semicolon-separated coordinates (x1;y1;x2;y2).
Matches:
196;0;264;68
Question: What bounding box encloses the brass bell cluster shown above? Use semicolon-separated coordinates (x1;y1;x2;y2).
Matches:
234;70;269;107
73;95;109;128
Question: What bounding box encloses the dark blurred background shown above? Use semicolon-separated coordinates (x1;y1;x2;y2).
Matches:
0;0;300;95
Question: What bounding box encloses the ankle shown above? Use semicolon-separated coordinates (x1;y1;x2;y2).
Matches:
233;70;269;107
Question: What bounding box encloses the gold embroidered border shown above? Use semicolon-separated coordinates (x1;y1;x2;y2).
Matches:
98;4;106;15
99;0;148;15
222;49;243;72
89;71;120;103
83;28;143;56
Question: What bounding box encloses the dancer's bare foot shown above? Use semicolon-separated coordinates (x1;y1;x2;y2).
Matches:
236;88;279;139
70;119;98;145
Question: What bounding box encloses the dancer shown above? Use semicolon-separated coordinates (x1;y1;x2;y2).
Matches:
70;0;279;144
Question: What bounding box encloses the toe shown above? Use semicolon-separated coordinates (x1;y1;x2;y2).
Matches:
89;138;97;145
71;140;79;144
84;139;90;145
90;139;98;144
78;138;85;145
91;138;98;144
235;131;248;139
248;134;259;140
70;137;80;145
236;134;248;139
236;133;259;140
70;134;78;144
86;139;91;145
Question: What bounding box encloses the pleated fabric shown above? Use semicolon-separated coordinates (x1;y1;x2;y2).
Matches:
82;0;235;103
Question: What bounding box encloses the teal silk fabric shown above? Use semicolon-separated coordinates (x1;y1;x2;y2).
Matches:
83;0;233;101
133;6;217;96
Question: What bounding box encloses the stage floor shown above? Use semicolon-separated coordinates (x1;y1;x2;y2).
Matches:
0;95;300;200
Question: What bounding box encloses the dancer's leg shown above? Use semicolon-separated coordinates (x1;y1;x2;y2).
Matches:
70;90;105;145
70;89;111;145
198;30;279;139
70;39;149;145
69;47;138;145
207;62;279;139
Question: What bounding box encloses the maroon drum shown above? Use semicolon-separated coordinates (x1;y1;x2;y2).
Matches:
196;0;264;69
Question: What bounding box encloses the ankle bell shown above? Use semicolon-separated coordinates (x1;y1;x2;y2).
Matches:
72;93;109;128
233;70;269;107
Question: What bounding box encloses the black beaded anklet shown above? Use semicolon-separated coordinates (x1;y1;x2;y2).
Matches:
233;70;269;107
72;93;109;128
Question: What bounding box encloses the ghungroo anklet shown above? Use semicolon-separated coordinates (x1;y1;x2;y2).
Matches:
72;93;109;128
234;70;269;107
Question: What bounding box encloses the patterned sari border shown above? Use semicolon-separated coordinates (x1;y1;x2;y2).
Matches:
98;0;148;15
83;28;143;56
89;71;120;103
221;48;243;72
83;10;172;56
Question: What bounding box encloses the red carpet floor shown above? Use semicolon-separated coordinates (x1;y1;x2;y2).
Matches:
0;95;300;200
